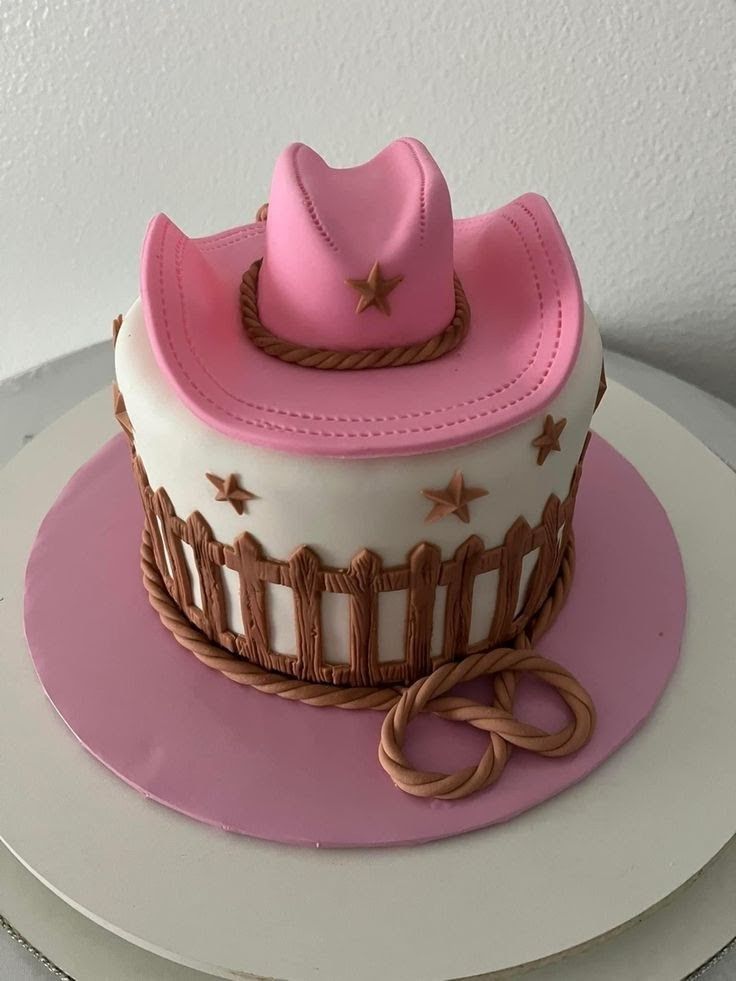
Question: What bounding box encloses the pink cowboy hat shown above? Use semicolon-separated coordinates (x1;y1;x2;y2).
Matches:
141;138;583;458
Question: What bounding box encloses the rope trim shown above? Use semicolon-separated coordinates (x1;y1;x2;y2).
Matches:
141;527;595;799
239;260;471;371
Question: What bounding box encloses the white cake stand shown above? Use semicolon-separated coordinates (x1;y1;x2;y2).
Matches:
1;381;735;981
2;834;735;981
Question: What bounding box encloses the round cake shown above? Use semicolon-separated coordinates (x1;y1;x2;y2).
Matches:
113;138;603;794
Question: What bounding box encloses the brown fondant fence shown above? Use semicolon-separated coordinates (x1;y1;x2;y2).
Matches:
132;453;584;688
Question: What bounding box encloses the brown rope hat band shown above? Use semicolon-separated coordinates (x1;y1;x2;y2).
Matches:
141;525;595;800
239;260;471;371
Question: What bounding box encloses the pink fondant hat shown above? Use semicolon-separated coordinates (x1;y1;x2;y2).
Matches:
141;138;583;458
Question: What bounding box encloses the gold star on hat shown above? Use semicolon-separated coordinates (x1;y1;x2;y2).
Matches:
346;260;403;316
421;470;488;524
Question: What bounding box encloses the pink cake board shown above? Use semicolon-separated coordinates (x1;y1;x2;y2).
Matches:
23;433;685;848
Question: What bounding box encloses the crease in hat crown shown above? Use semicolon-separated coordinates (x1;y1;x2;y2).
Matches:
255;139;457;353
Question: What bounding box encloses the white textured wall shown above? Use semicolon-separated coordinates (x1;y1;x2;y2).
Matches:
1;0;734;400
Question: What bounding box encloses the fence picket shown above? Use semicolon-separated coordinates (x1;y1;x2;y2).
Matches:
443;536;484;659
522;495;561;620
155;488;193;611
405;542;442;675
233;532;269;662
288;546;322;680
347;549;382;686
188;512;228;641
487;517;533;646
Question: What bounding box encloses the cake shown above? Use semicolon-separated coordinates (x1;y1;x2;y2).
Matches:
113;138;604;798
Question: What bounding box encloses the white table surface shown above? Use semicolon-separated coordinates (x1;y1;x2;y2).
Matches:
1;343;734;981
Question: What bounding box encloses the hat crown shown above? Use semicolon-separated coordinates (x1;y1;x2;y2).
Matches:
256;139;456;352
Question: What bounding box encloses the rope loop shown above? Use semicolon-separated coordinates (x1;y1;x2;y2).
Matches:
379;647;595;799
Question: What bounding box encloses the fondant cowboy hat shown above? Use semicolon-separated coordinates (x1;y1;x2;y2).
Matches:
141;138;583;458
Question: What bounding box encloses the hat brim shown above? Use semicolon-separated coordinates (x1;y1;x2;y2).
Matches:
141;193;582;458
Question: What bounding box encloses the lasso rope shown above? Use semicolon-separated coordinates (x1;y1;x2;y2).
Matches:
141;527;595;799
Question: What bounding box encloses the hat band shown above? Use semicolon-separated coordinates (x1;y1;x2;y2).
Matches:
239;259;470;371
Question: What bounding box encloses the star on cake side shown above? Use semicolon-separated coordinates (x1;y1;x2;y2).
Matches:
421;470;488;524
205;473;256;515
532;415;567;466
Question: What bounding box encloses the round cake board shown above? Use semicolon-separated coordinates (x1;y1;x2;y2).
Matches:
1;382;735;981
23;431;685;848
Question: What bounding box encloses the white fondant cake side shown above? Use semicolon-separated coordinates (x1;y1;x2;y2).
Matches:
115;303;602;661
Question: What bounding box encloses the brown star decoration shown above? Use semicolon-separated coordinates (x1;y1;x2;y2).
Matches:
205;472;256;515
595;362;607;410
345;260;403;316
421;470;488;524
112;382;133;439
532;415;567;466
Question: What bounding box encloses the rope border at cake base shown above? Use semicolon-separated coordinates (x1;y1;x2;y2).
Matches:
140;527;595;800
